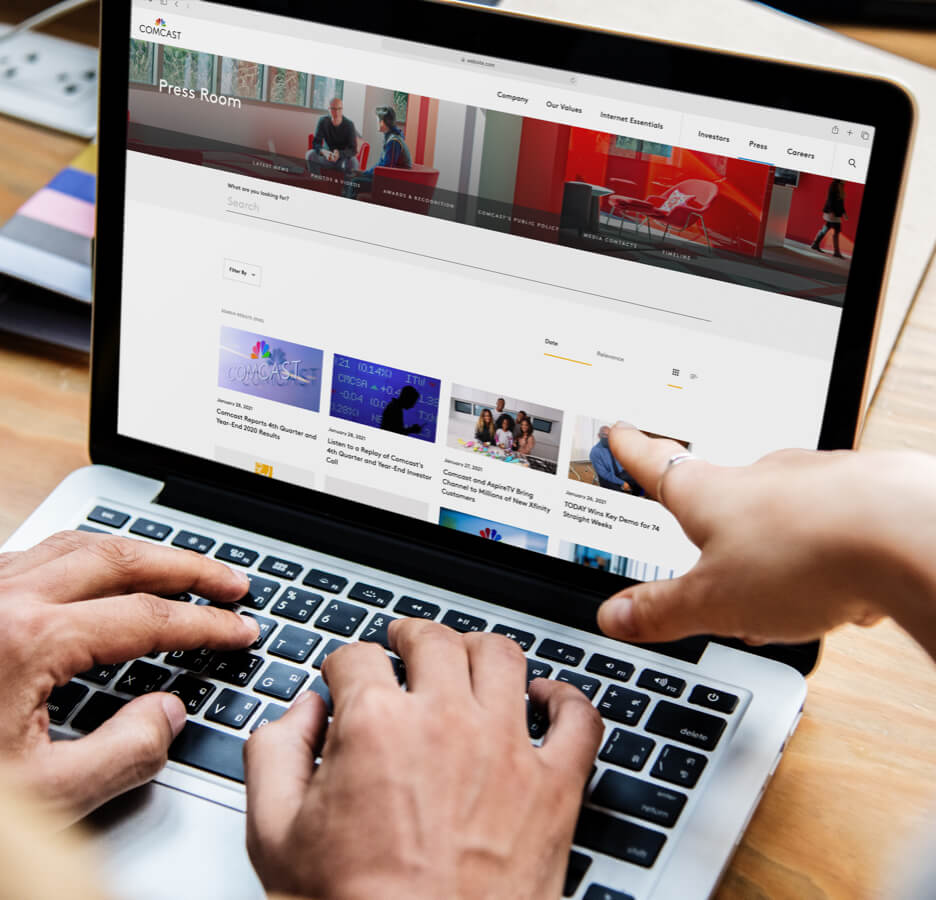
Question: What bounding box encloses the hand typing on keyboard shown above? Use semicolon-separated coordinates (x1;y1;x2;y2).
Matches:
0;530;258;823
597;424;936;659
244;619;604;900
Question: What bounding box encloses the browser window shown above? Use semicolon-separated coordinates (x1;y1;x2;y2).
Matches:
118;1;874;579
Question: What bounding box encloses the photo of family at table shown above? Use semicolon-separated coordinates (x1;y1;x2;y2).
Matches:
446;387;563;475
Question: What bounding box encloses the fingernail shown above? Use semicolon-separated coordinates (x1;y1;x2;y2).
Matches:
226;567;250;591
239;615;260;639
613;421;637;431
161;694;187;737
600;596;636;637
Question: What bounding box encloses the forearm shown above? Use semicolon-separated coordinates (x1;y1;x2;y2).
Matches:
852;451;936;661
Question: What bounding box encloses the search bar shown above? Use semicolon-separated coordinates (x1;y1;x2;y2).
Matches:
831;143;870;183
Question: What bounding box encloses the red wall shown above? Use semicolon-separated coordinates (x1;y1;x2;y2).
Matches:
786;173;864;246
512;118;571;216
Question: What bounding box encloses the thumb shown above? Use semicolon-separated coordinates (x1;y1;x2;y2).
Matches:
45;692;186;820
598;574;711;644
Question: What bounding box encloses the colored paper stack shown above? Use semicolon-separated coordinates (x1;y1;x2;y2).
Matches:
0;143;96;303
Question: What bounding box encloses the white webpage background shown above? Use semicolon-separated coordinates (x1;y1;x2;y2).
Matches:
118;154;836;574
500;0;936;405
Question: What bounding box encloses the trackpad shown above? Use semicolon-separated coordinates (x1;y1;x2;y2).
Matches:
81;781;264;900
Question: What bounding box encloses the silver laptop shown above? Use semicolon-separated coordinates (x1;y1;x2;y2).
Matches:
4;1;913;897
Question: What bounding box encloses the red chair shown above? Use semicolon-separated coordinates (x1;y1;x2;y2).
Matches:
607;179;719;253
359;165;440;214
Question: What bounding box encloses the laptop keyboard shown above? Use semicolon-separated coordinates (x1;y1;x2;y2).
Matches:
67;505;748;899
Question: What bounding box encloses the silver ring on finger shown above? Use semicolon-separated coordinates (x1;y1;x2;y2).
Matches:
655;452;697;509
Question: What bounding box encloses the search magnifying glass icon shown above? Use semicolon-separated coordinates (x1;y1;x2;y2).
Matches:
848;158;857;168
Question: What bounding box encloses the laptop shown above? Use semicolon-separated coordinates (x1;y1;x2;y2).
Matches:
3;1;913;897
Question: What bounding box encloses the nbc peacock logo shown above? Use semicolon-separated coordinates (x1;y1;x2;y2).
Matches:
479;527;502;541
154;17;167;26
250;340;271;360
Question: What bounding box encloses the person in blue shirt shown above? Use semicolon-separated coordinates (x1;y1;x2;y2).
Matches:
589;424;643;494
345;105;412;199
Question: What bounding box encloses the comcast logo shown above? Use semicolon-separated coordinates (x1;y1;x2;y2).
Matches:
250;340;271;359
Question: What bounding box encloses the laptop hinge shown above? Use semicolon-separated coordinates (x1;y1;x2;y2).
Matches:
155;475;707;664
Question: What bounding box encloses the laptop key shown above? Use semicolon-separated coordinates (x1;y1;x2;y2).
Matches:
389;655;406;685
256;661;309;700
526;659;553;686
166;674;215;715
76;524;105;533
563;850;592;897
591;770;687;828
492;624;535;651
251;703;288;733
207;651;263;687
583;885;635;900
688;685;739;714
394;596;440;620
645;701;727;751
240;612;277;649
302;568;348;594
316;599;368;637
557;669;601;700
312;638;347;669
599;728;656;772
169;722;246;783
268;624;322;663
586;653;635;683
87;505;130;528
537;638;584;667
240;574;280;610
441;609;487;633
71;692;128;733
165;648;213;673
597;686;650;726
259;555;302;580
215;542;259;567
308;676;333;715
360;613;397;649
573;808;666;868
76;662;124;685
637;669;686;699
652;744;708;788
348;582;393;608
527;701;548;739
47;681;89;724
115;660;171;696
205;688;260;730
129;517;172;541
271;587;324;622
172;530;216;554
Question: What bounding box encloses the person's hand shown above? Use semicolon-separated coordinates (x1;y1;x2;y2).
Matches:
245;620;603;900
597;425;936;650
0;530;258;823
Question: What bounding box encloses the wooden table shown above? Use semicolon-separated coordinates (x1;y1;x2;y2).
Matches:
1;6;935;898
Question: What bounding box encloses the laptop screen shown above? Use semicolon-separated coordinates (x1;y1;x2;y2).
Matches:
119;1;875;583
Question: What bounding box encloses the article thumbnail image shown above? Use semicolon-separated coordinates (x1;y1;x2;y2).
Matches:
218;326;323;412
446;386;563;475
439;508;548;554
568;417;690;500
330;354;440;443
558;541;676;582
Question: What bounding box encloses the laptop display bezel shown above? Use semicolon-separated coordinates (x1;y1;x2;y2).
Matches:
91;0;914;676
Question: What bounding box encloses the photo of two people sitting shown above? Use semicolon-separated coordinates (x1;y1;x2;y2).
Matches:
305;100;412;198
